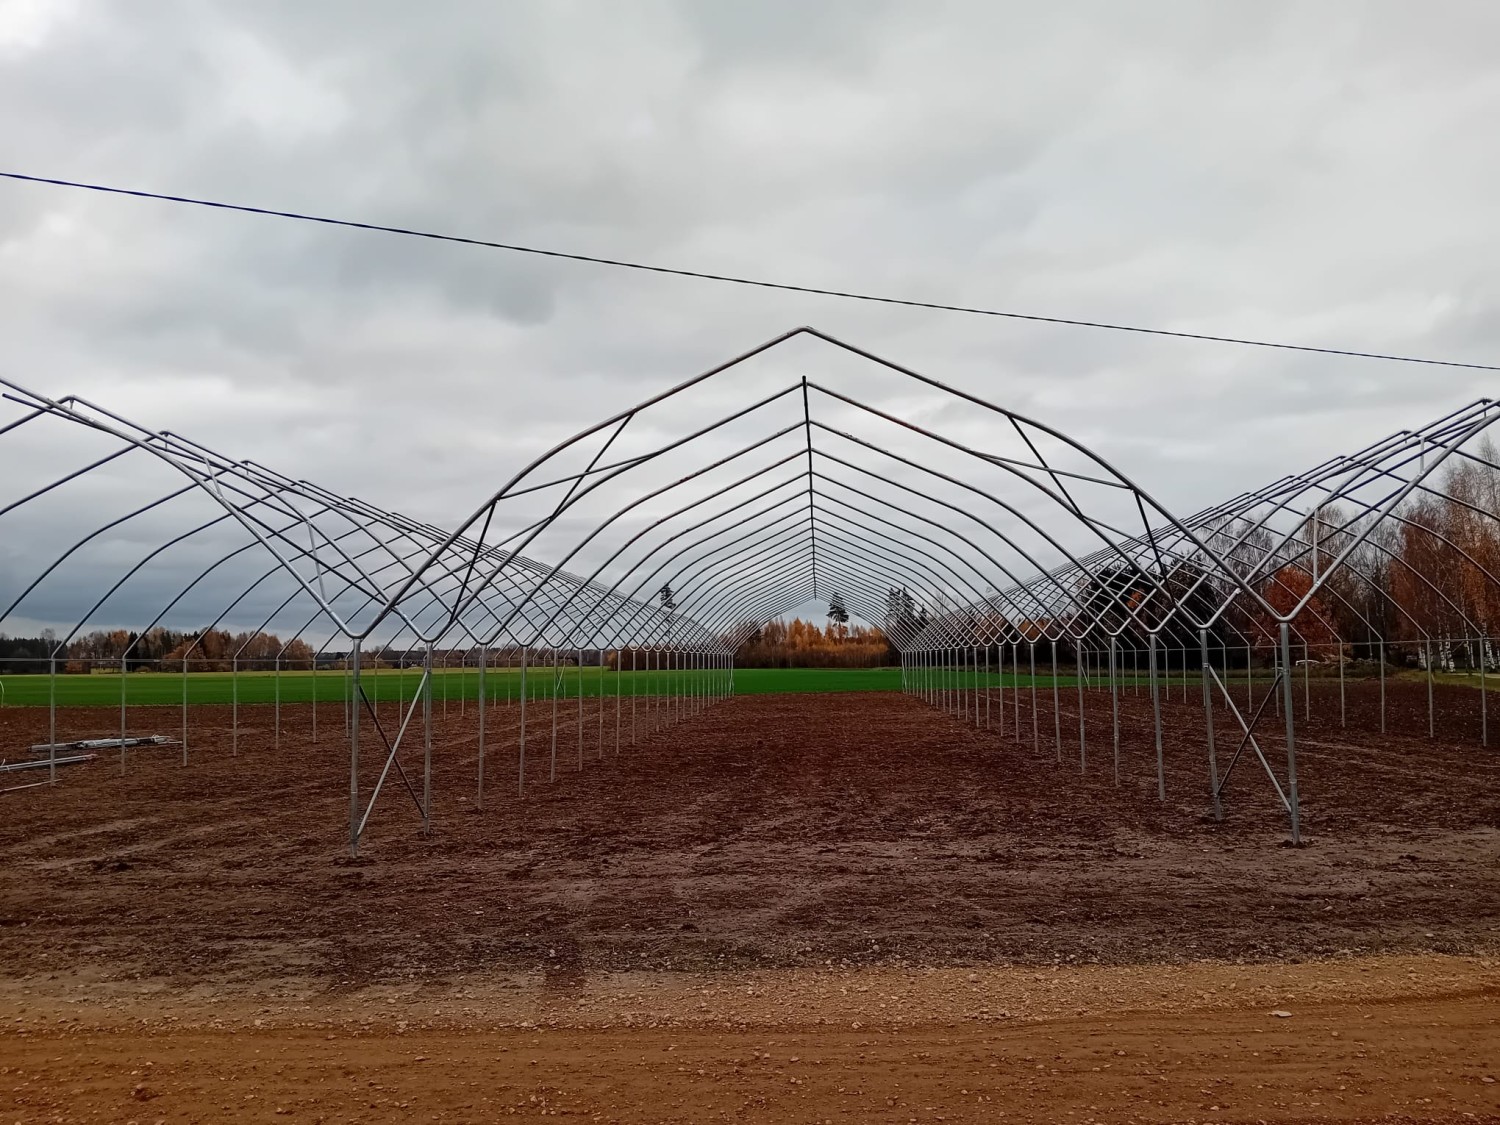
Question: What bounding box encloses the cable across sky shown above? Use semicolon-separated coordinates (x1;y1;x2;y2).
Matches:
4;169;1498;374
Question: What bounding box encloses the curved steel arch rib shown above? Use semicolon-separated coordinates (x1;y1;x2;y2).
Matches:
8;326;1500;854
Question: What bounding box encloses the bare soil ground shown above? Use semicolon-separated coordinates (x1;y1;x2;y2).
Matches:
2;955;1498;1123
1;686;1497;1122
0;684;1496;982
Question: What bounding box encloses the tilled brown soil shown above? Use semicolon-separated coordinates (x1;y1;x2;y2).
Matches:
0;684;1496;987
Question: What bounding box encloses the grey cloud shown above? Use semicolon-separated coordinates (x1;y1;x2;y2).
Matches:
4;1;1500;636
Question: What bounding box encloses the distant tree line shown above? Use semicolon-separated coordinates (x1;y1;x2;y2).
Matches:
736;617;891;668
0;628;316;673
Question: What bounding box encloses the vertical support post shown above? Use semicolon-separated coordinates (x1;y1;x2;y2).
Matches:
349;641;361;858
550;646;560;781
119;654;127;774
1075;644;1086;772
615;648;622;755
1422;642;1434;741
1013;642;1021;741
1379;635;1386;733
181;657;189;766
1481;634;1489;749
971;646;978;724
577;645;584;771
477;643;487;811
518;645;528;796
631;648;638;744
996;646;1003;735
1029;642;1038;754
274;657;281;752
232;656;239;758
1149;633;1165;800
961;647;968;723
960;647;967;722
986;645;993;729
1109;636;1120;785
422;642;433;836
49;656;58;784
1246;645;1253;714
1339;640;1346;728
972;648;984;726
1201;629;1221;821
1280;621;1302;846
1051;641;1061;763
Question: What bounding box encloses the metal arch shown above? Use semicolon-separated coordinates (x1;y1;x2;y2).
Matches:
10;326;1500;854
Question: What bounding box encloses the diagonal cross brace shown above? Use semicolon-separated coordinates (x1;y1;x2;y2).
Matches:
354;671;429;843
1206;664;1292;813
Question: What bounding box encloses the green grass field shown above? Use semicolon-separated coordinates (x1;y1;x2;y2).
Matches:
0;664;1225;708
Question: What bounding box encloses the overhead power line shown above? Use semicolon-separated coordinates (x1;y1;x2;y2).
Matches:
4;169;1498;373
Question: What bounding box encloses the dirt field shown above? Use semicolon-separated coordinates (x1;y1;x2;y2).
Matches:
0;684;1497;980
1;685;1497;1122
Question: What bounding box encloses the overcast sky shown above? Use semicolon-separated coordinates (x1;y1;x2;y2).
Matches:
3;1;1500;637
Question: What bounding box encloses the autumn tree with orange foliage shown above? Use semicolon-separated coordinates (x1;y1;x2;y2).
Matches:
735;617;890;668
1249;565;1343;660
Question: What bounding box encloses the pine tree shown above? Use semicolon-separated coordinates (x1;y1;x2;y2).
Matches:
827;591;849;624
